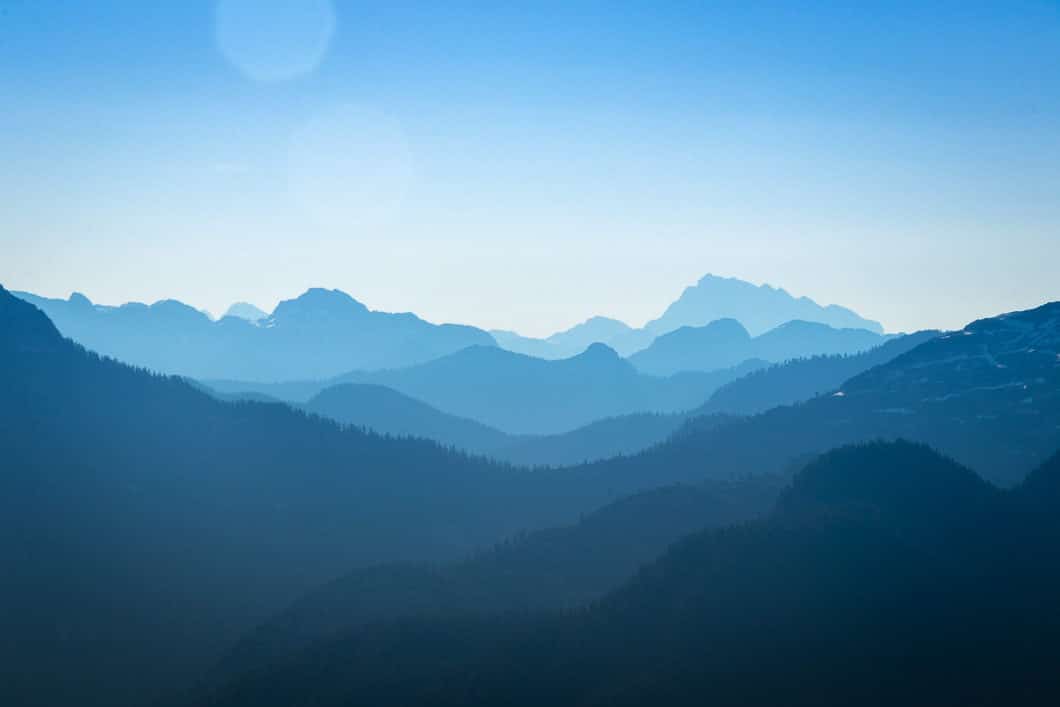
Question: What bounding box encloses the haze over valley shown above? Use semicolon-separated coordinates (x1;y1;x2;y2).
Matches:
3;2;1059;706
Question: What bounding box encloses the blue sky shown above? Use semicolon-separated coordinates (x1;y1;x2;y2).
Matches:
2;0;1058;335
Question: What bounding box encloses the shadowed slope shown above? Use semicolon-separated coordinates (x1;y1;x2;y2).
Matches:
197;441;1060;707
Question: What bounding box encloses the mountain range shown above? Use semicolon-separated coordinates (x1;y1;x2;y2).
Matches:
494;274;884;358
12;288;496;381
5;281;1060;707
14;275;886;389
0;286;780;707
636;301;1060;487
300;384;692;466
285;331;934;464
628;317;888;376
210;345;767;435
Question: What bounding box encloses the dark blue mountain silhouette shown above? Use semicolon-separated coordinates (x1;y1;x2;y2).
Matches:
333;343;767;435
628;318;887;376
212;345;767;435
12;287;496;380
304;383;512;452
648;302;1060;487
204;478;781;691
195;441;1060;707
694;330;940;415
7;283;1060;707
218;331;932;464
0;285;777;707
297;382;692;466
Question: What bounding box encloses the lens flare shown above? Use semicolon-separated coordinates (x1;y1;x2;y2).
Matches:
215;0;336;82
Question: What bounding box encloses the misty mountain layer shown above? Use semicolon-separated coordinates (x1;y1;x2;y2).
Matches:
13;288;496;380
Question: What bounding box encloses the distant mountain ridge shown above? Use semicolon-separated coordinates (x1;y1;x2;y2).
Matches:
213;331;935;461
645;273;883;336
628;317;887;376
222;302;267;322
211;345;768;435
493;274;884;358
297;383;692;466
13;288;496;381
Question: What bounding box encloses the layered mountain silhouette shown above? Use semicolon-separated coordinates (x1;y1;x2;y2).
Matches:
211;345;767;435
301;383;691;466
0;288;643;706
628;317;886;376
0;286;778;707
13;288;495;380
642;272;884;336
493;274;884;357
304;383;512;453
7;282;1060;707
194;442;1060;707
695;329;939;415
200;478;781;694
492;316;635;359
218;331;933;464
635;301;1060;487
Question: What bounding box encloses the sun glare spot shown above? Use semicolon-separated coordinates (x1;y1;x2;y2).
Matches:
215;0;336;82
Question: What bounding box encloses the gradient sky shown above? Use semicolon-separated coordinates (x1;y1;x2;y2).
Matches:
2;0;1058;336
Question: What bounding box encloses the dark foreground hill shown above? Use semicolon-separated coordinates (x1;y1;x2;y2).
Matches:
199;479;781;694
195;442;1060;707
13;288;495;380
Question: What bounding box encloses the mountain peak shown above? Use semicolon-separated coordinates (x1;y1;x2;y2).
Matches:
546;316;633;349
224;302;268;322
270;288;370;322
648;274;883;336
0;285;65;353
579;341;621;360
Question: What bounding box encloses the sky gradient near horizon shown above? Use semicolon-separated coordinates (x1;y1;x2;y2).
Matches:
2;0;1059;336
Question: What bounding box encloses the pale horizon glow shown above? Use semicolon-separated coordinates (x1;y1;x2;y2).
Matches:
2;1;1058;337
